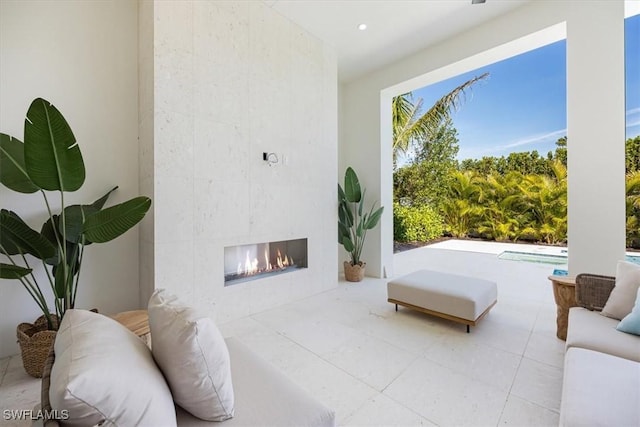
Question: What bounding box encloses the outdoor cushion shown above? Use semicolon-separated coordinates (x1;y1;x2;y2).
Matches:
560;348;639;427
602;260;640;320
388;269;497;322
175;338;336;427
49;309;176;427
149;289;234;421
566;307;640;362
617;287;640;336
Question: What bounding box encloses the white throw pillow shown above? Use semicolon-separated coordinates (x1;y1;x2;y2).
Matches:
49;309;176;427
601;261;640;320
148;289;235;421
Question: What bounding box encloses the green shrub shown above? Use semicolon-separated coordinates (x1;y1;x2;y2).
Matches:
394;203;444;242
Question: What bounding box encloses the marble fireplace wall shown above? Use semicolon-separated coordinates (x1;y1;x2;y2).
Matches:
140;1;338;321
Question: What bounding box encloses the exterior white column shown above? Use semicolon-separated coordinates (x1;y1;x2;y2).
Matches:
566;1;626;276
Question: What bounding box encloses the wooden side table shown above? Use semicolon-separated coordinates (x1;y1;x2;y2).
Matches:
110;310;150;345
548;275;577;340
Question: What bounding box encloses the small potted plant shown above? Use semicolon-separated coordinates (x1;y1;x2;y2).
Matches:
0;98;151;377
338;167;384;282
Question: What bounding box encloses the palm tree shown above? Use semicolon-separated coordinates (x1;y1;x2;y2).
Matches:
517;161;567;244
478;172;524;241
440;171;484;238
392;72;489;163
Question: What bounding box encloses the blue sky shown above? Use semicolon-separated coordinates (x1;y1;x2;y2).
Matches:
411;14;640;161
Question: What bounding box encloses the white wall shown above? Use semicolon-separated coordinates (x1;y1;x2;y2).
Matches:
0;0;140;357
140;1;338;322
340;0;627;278
138;0;155;306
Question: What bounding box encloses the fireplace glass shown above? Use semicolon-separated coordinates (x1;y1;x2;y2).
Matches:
224;238;308;286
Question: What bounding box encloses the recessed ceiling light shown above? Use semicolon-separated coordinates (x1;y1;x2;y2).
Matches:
358;24;367;31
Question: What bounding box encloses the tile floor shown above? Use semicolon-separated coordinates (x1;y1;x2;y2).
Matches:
0;243;565;426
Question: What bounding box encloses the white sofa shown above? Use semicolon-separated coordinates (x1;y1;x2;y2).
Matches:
38;310;335;427
559;274;640;427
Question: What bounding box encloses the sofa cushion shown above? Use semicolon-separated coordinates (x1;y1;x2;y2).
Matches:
174;337;335;427
560;348;639;427
566;307;640;362
148;289;234;421
617;287;640;336
602;260;640;320
49;309;176;427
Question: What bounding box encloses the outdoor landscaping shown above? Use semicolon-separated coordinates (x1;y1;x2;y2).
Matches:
393;86;640;250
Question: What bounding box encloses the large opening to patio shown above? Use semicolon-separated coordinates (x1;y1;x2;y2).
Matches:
392;39;569;254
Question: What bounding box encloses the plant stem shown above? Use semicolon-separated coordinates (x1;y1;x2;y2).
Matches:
351;201;358;264
41;189;66;319
41;190;62;251
1;245;53;328
58;191;70;312
71;240;85;309
41;260;61;317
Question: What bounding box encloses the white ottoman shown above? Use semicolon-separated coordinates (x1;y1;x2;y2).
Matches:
387;270;497;332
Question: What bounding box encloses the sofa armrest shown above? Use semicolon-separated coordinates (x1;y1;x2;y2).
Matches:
575;273;615;311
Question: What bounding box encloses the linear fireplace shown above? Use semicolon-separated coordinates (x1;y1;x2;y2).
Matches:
224;238;308;286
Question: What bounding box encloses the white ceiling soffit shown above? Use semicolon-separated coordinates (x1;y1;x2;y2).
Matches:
266;0;531;82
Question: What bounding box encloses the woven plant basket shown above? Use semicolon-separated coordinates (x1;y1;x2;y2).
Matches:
17;315;59;378
344;261;366;282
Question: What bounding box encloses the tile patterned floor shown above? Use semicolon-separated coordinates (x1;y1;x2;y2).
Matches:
0;244;564;426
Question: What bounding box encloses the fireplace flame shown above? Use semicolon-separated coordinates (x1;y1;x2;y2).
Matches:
233;247;295;278
265;248;272;271
244;251;259;275
275;249;293;269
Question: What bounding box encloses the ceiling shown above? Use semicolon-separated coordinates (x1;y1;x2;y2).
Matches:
264;0;531;82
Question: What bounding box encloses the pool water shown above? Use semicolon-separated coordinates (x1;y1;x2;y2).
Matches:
497;250;640;266
497;251;568;265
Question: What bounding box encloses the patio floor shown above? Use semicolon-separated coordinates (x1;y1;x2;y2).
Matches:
0;241;565;426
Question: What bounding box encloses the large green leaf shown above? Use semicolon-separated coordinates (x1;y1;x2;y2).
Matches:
341;235;354;252
364;206;384;230
91;186;118;210
0;263;32;279
356;220;364;237
338;184;346;203
339;203;353;228
24;98;85;191
338;222;350;242
344;167;361;203
0;211;25;255
62;205;97;244
0;134;39;193
0;210;56;260
83;197;151;243
54;262;67;299
40;216;61;265
59;187;119;244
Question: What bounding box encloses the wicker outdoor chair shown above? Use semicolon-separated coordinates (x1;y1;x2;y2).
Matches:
575;273;616;312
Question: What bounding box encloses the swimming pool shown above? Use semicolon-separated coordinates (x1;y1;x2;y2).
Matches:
497;250;640;266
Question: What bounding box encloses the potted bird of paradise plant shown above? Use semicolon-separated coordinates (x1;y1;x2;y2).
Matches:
0;98;151;377
338;167;384;282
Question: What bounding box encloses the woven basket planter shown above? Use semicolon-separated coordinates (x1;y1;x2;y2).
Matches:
17;315;59;378
344;261;366;282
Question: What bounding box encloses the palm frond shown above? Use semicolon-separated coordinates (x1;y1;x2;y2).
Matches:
409;72;489;140
391;73;489;163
